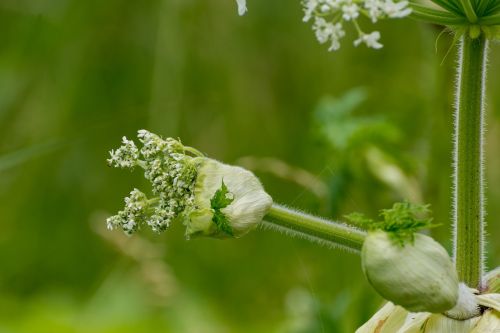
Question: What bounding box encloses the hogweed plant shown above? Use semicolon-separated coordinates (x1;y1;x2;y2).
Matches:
106;0;500;331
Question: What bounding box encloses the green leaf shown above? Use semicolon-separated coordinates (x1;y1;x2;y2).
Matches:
212;210;234;236
210;180;234;210
344;212;375;227
428;0;464;16
346;201;439;246
210;180;235;236
313;89;401;152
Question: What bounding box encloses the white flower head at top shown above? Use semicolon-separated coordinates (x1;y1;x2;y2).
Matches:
301;0;411;51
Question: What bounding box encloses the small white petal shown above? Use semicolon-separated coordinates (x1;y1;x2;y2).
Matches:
236;0;247;16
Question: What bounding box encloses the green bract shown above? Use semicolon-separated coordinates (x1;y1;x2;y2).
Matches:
106;130;272;239
362;230;459;313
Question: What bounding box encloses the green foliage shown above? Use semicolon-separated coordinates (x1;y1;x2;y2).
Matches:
210;180;235;236
311;89;424;215
0;141;61;172
313;88;400;151
346;201;438;246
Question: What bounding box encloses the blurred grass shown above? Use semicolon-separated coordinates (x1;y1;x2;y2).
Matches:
0;1;499;332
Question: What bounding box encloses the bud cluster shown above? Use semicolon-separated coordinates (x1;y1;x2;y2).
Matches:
301;0;411;51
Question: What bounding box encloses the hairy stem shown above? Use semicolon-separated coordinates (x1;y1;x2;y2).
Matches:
453;35;488;288
263;204;366;253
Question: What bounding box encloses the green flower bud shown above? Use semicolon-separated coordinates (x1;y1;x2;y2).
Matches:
362;230;459;313
185;158;273;239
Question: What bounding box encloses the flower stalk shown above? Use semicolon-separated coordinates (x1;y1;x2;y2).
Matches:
263;204;366;252
453;34;488;289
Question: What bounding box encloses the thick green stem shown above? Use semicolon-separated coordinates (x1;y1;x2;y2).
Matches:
263;204;366;253
453;35;488;288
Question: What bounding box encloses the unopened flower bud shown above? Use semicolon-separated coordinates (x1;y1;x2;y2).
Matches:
185;158;273;239
362;230;459;313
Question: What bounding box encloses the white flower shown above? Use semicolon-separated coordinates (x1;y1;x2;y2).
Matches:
236;0;247;16
320;4;331;12
354;31;383;49
312;18;345;50
383;0;412;18
342;3;359;20
364;0;383;22
302;0;319;22
301;0;410;51
108;136;139;169
106;131;199;234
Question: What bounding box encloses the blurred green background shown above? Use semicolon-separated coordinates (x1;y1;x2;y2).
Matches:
1;1;499;332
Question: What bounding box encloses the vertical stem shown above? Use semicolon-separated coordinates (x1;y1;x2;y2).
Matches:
453;35;488;288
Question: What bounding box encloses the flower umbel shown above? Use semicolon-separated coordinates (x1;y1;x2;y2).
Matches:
302;0;411;51
107;131;199;234
106;130;272;238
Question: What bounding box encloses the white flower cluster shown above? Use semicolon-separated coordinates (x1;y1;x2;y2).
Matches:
106;130;199;234
106;189;149;234
302;0;411;51
108;137;139;169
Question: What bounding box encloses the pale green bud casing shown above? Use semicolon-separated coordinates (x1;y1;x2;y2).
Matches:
362;230;459;313
185;158;273;239
357;293;500;333
484;267;500;293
